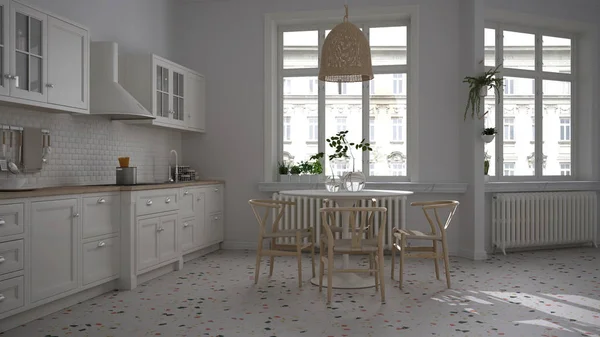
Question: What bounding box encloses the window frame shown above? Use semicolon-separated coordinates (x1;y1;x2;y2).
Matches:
487;22;576;181
559;117;571;141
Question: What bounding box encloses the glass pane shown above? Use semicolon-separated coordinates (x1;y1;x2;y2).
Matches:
178;73;184;96
30;56;41;93
156;92;162;116
15;13;27;52
162;93;168;117
483;86;496;176
283;31;317;69
0;6;4;45
172;96;178;119
369;73;407;176
15;52;28;90
503;30;535;71
282;76;318;169
502;77;535;176
156;66;162;91
325;82;362;176
178;98;184;120
173;72;178;96
30;17;42;56
485;28;495;67
0;47;3;86
543;80;571;176
369;26;407;66
543;35;571;74
162;68;169;93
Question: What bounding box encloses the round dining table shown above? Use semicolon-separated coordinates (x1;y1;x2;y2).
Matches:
278;189;413;289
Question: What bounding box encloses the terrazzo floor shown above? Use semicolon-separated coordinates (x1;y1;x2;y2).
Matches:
2;247;599;337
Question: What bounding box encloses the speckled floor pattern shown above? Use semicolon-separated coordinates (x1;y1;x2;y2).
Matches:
2;247;599;337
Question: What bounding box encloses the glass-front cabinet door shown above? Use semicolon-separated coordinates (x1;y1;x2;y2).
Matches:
10;3;47;102
172;68;185;124
0;0;9;96
155;61;171;121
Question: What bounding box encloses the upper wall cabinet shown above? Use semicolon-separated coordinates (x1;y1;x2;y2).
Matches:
0;0;88;114
120;53;205;132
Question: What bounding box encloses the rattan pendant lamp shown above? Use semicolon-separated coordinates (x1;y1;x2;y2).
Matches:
319;3;373;83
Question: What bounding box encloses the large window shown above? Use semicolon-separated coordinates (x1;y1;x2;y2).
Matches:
280;23;409;179
486;25;573;179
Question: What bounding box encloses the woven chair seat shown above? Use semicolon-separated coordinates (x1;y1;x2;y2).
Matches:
263;228;312;238
394;229;441;241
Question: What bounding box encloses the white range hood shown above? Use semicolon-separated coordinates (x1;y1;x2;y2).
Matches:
90;42;155;120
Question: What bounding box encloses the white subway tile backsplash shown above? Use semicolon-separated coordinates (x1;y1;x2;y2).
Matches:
0;106;181;187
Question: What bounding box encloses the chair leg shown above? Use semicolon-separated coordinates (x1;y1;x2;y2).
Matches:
311;241;316;278
441;238;451;288
327;250;333;305
378;249;385;303
373;253;379;292
269;238;276;276
390;239;396;280
399;236;405;289
433;240;440;280
296;233;303;288
319;255;324;293
255;239;262;285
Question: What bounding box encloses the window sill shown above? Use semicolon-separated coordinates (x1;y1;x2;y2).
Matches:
390;141;405;144
305;140;318;145
258;181;468;193
558;140;571;145
485;181;600;193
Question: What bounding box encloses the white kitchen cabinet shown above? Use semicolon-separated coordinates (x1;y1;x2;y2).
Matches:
0;239;23;275
158;213;178;262
47;15;88;110
120;53;205;132
206;184;223;214
0;276;24;315
0;203;24;238
207;213;223;245
30;197;79;303
185;70;205;132
136;212;179;273
180;217;195;253
194;192;206;248
0;1;89;113
82;193;120;239
82;237;119;286
179;187;198;218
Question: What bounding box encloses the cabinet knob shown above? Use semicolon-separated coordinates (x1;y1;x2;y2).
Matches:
0;256;5;263
214;216;218;220
73;213;80;218
146;199;153;206
46;83;55;88
165;197;171;203
214;188;219;192
183;222;189;227
184;190;189;196
0;218;5;225
4;74;15;80
98;241;106;247
157;227;164;232
98;198;106;204
0;294;5;302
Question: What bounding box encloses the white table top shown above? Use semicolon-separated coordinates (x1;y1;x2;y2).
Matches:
278;189;413;199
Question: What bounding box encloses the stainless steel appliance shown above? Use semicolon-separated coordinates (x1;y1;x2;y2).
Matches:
116;167;137;185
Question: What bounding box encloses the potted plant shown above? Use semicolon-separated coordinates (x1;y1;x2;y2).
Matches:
463;64;503;120
484;159;490;182
309;153;324;183
289;165;301;182
298;160;313;183
278;161;290;182
481;127;497;143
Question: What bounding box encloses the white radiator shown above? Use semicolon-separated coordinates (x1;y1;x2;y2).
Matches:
492;191;598;254
271;193;407;250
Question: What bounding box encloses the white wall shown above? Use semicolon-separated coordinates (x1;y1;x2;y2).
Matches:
0;0;181;187
173;0;600;254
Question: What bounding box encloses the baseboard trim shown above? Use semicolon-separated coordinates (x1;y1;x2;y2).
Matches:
183;243;221;262
457;249;488;260
0;281;117;334
222;241;258;250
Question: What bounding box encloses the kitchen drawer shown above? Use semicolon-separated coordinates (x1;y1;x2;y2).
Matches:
82;237;120;285
0;276;24;315
180;216;196;253
83;194;120;239
206;185;223;214
0;203;24;237
179;188;197;216
136;189;178;216
0;240;24;276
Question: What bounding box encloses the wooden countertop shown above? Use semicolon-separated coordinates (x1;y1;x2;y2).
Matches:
0;180;225;200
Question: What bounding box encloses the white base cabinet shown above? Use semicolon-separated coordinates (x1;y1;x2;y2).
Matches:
82;237;119;286
136;213;179;273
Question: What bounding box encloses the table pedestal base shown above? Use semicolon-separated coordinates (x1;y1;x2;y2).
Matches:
310;273;376;289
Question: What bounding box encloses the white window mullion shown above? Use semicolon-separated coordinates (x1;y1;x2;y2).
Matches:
496;26;504;180
363;25;371;176
534;32;543;178
277;30;285;164
317;28;326;159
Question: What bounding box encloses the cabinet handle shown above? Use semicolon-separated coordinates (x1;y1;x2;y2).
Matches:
0;294;5;302
184;190;189;196
98;241;106;247
146;199;153;206
183;222;189;227
0;218;5;225
4;74;15;80
165;197;171;203
73;213;80;218
46;83;55;88
157;227;164;232
98;198;106;204
214;216;219;220
0;256;5;263
214;188;219;192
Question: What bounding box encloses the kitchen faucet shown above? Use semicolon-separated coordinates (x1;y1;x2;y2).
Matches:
169;149;178;183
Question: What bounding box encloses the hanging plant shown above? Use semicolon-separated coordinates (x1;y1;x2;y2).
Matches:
463;64;503;120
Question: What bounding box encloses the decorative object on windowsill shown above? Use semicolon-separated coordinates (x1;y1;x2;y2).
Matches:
481;127;497;143
318;3;373;84
463;64;503;120
315;130;372;192
484;159;490;182
290;165;301;182
278;161;290;182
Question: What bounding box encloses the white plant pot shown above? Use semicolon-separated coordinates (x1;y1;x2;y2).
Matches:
299;175;312;183
484;175;490;182
289;174;300;183
481;134;495;143
279;174;290;182
480;86;488;97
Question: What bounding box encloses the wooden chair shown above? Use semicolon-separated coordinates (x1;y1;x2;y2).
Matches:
248;199;315;288
318;206;387;304
321;198;377;239
391;200;459;289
